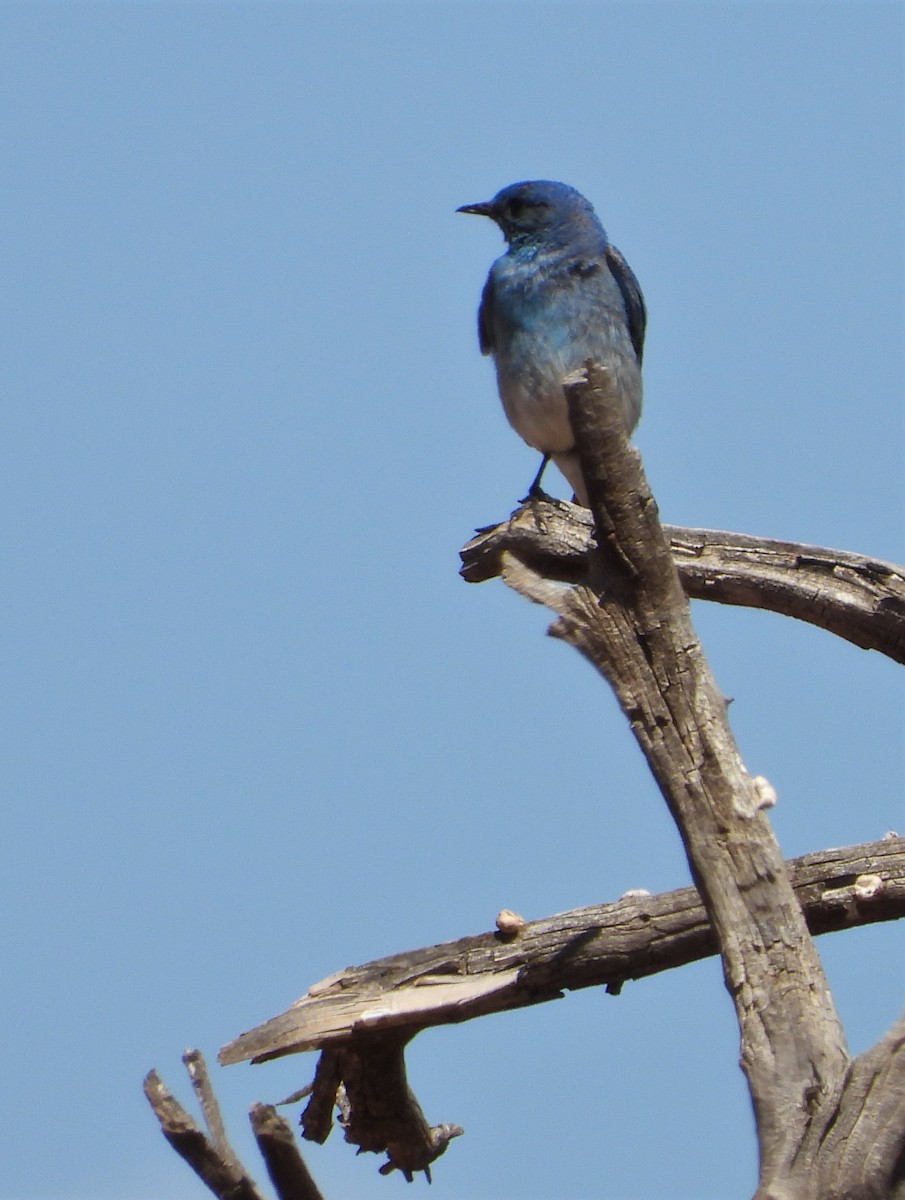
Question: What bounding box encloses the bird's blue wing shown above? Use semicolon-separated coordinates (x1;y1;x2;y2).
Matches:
605;244;647;364
477;272;495;356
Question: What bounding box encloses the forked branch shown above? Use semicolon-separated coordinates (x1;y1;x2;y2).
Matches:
493;361;903;1199
159;364;905;1198
461;504;905;663
144;1051;326;1200
525;363;847;1195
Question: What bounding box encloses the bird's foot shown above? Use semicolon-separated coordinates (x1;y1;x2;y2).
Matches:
520;483;554;505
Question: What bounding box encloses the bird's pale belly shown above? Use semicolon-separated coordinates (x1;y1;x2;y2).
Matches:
498;373;574;453
494;345;642;454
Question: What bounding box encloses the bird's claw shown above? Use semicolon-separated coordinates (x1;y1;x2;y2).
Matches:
519;484;553;505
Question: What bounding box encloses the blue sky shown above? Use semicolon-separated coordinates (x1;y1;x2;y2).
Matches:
1;3;902;1198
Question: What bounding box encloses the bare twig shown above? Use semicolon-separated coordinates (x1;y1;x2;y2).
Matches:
250;1103;327;1200
183;1047;243;1174
143;1066;268;1200
146;1053;328;1200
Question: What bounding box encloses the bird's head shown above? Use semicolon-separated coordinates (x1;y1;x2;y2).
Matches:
457;180;605;249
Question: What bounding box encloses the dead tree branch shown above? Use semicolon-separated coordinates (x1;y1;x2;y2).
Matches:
218;834;904;1192
184;363;905;1196
182;1047;244;1175
144;1062;269;1200
523;362;848;1196
300;1039;463;1182
461;502;905;664
145;1051;326;1200
220;838;905;1065
806;1011;905;1200
250;1103;327;1200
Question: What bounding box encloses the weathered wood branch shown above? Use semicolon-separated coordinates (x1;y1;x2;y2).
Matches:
461;502;905;663
217;838;903;1188
809;1011;905;1199
144;1061;269;1200
250;1103;327;1200
197;362;905;1195
183;1048;244;1175
145;1051;326;1200
300;1039;463;1182
534;363;849;1197
220;838;905;1065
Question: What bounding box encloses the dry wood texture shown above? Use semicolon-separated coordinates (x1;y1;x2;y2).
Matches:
462;505;905;664
220;838;905;1065
152;362;904;1199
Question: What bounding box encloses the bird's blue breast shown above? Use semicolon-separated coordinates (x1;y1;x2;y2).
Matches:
481;245;642;454
488;243;632;346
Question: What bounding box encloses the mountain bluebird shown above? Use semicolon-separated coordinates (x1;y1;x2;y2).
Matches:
458;180;646;505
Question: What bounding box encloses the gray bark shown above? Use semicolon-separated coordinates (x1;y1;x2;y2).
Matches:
151;364;905;1198
461;504;905;664
219;838;905;1064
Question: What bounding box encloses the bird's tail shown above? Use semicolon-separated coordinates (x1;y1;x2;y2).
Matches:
551;450;589;507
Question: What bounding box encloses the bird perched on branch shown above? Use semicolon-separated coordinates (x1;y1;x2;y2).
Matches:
458;180;646;505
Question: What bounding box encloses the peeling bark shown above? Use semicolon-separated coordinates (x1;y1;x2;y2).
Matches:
220;839;905;1065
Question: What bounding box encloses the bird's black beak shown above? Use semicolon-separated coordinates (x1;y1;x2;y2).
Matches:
457;201;494;218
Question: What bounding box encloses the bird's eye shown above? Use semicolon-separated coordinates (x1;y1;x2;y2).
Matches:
506;198;526;218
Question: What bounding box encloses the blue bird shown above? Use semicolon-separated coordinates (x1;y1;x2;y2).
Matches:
458;180;646;505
